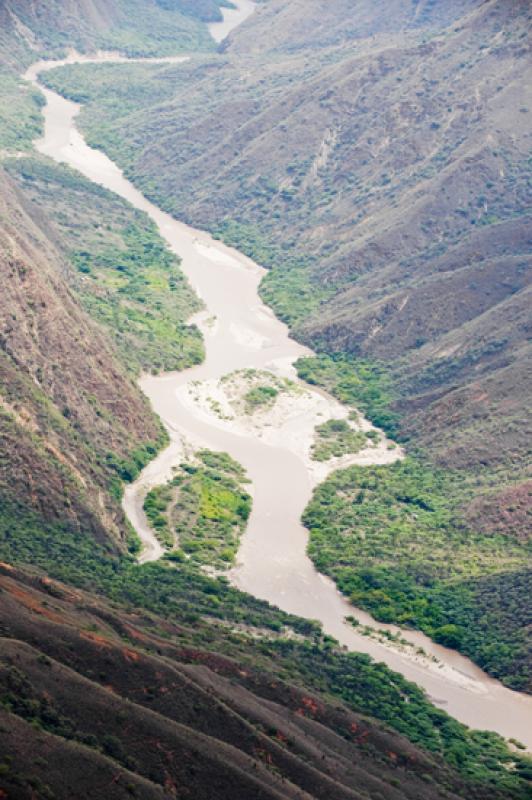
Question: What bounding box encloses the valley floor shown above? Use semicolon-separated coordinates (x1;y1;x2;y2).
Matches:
27;49;532;749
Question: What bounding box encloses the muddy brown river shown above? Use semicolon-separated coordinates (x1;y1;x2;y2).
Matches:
24;2;532;749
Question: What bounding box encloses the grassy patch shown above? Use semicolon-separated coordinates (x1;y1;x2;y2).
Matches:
144;450;251;567
0;496;309;637
311;418;369;461
244;385;279;413
0;71;44;153
212;220;335;326
215;368;297;416
8;157;204;374
296;354;400;437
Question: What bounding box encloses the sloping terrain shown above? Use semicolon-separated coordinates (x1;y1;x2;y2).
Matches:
0;0;227;63
1;562;530;800
0;3;530;795
0;0;228;156
223;0;487;55
46;0;530;494
6;156;204;374
0;0;210;550
0;165;172;548
37;0;532;686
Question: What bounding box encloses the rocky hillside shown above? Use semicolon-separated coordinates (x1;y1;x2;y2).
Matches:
0;3;530;795
224;0;486;54
0;0;210;551
1;561;530;800
0;0;229;63
0;165;169;547
47;0;531;531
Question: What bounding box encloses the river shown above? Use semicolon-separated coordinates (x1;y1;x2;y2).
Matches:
23;1;532;749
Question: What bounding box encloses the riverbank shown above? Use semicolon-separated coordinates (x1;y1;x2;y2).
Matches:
24;28;532;748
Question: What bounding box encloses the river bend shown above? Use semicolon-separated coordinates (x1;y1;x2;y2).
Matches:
24;3;532;749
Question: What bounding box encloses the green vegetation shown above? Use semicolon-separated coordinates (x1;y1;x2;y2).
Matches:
144;450;251;566
2;28;530;795
216;368;296;416
0;498;530;798
89;0;233;55
12;0;221;59
244;384;278;412
293;354;531;691
143;485;176;549
39;60;182;172
36;66;332;327
28;61;531;695
303;458;531;690
212;221;336;326
264;640;532;794
296;354;400;437
311;418;369;461
0;71;44;153
107;437;168;499
8;157;204;374
0;497;311;636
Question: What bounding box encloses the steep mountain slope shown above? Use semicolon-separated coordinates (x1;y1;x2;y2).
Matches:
0;3;530;795
0;166;171;548
0;0;227;63
224;0;486;55
7;1;530;482
1;562;530;800
46;0;531;505
0;156;529;796
0;0;209;550
0;0;229;157
6;156;203;374
37;0;532;687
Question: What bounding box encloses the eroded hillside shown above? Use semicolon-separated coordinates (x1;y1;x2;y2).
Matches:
0;166;174;546
1;562;530;800
44;0;531;529
0;2;531;795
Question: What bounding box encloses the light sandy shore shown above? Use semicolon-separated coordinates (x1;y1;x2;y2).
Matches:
208;0;257;42
179;365;403;487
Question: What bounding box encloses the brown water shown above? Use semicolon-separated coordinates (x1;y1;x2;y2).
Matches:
23;4;532;749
